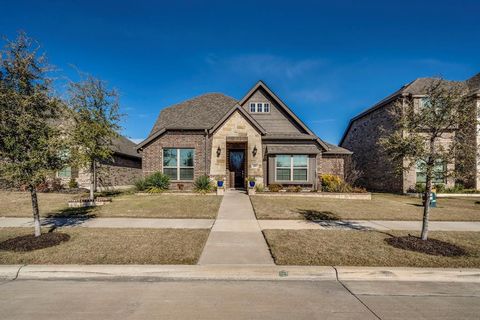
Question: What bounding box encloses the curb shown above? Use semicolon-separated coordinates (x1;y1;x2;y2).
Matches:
1;265;480;282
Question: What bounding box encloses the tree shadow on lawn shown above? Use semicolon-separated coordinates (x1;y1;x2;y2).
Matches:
297;209;370;231
43;206;97;229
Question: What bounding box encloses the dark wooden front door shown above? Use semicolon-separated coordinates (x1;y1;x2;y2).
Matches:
229;150;245;188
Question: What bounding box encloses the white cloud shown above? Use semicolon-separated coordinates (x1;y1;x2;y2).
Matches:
208;54;327;79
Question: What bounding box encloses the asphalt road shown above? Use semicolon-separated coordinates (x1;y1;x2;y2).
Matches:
0;279;479;319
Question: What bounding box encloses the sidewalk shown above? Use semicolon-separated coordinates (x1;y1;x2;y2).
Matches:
198;190;274;265
1;216;480;231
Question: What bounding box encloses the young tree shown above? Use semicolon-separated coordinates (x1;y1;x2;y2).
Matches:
0;32;66;237
380;79;476;240
68;74;121;200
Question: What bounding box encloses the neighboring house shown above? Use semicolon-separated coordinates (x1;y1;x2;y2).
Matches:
340;73;480;193
137;81;351;190
57;135;142;190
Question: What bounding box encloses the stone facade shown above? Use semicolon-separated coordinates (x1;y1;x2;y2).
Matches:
320;154;348;178
210;111;264;187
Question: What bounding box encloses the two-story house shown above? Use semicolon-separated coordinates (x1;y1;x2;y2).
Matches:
340;73;480;193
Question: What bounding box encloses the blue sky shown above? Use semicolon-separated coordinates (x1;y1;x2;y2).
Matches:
1;0;479;144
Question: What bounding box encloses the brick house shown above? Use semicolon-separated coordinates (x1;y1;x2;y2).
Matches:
57;135;142;190
137;81;351;190
340;73;480;193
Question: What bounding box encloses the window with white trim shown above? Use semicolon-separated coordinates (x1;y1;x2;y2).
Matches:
163;148;194;180
415;159;446;184
249;102;270;113
275;155;308;182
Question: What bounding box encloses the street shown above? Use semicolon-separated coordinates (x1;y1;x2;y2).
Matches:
1;279;479;319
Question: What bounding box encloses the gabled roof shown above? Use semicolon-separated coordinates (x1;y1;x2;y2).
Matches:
467;73;480;95
339;77;464;146
239;80;329;151
111;135;141;159
138;81;335;153
149;93;238;135
209;105;266;135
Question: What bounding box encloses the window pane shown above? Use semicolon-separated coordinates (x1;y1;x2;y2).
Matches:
264;103;270;112
416;172;426;183
180;149;194;167
163;168;177;180
293;155;308;167
276;168;291;181
58;166;71;178
180;168;194;180
257;103;263;112
293;169;307;181
250;103;256;112
163;149;177;167
276;155;290;167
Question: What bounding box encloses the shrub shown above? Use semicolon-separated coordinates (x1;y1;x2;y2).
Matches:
414;182;426;193
268;184;282;192
68;178;79;189
135;172;170;192
286;185;302;192
351;186;368;193
321;174;343;192
194;175;213;193
255;183;265;192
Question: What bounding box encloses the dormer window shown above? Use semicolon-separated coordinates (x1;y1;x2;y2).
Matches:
249;102;270;113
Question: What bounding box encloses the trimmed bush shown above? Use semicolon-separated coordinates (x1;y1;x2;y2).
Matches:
320;174;343;192
68;178;79;189
194;175;213;193
268;184;282;192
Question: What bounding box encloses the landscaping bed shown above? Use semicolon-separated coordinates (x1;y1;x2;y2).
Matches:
0;228;209;264
251;193;480;221
254;192;371;200
263;229;480;267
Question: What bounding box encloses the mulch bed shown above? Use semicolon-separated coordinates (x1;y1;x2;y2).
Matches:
0;233;70;252
385;235;467;257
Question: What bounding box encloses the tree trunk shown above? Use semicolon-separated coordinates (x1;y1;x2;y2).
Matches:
421;175;432;240
89;160;95;200
29;186;41;237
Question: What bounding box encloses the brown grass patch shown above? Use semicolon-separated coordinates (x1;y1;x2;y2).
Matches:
0;191;222;219
0;228;209;264
252;194;480;221
263;229;480;267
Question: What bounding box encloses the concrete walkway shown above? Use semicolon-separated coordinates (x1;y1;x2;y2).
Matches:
258;220;480;231
1;216;480;231
198;190;274;265
0;217;213;229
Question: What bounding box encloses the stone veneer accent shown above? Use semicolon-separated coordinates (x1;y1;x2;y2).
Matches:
320;154;349;178
210;111;264;186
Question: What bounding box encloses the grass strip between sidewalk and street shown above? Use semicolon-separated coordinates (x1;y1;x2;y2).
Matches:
263;229;480;267
0;228;209;265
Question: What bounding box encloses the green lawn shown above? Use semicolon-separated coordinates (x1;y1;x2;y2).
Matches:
251;193;480;221
0;227;209;264
263;229;480;267
0;191;222;219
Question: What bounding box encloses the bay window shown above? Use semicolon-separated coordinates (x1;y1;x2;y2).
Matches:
275;155;308;182
163;148;194;180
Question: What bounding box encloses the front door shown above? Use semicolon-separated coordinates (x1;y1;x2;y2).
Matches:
229;150;245;188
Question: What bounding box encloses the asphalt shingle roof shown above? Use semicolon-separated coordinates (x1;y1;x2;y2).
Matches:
149;93;238;136
111;135;141;158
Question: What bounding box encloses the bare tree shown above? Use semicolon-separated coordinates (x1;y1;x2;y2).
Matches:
380;78;476;240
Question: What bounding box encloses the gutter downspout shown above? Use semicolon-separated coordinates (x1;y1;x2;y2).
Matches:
204;129;208;177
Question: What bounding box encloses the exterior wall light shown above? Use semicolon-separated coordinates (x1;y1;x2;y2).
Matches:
252;145;257;157
216;146;221;157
